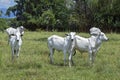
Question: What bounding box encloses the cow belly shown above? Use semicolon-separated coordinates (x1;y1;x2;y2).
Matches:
75;40;89;52
53;42;64;50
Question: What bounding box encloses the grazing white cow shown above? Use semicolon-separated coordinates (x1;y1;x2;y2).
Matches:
5;26;24;44
9;30;22;60
47;32;76;65
69;31;108;67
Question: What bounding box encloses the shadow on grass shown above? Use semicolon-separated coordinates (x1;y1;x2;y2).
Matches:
50;63;66;67
25;38;47;42
6;61;42;70
33;38;47;42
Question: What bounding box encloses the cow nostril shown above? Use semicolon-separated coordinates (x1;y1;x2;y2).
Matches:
71;39;73;41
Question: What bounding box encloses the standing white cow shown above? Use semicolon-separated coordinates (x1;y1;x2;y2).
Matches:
9;30;22;60
5;26;24;44
69;31;108;67
47;32;76;65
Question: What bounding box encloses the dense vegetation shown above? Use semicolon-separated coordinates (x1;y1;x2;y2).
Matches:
0;31;120;80
0;0;120;32
0;18;9;31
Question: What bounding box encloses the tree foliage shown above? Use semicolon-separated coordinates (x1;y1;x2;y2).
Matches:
5;0;120;32
0;18;9;31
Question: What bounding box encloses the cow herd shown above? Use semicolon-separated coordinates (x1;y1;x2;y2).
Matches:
5;26;108;67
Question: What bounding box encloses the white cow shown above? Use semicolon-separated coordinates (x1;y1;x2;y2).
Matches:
9;30;22;60
69;31;108;67
5;26;24;44
47;32;76;65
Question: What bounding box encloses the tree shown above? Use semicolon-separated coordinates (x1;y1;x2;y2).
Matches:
6;0;120;32
6;0;69;31
39;10;56;31
0;10;2;16
87;0;120;32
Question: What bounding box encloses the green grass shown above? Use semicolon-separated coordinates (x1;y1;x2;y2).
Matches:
0;31;120;80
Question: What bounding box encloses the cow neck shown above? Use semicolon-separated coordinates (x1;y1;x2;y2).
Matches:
88;34;101;49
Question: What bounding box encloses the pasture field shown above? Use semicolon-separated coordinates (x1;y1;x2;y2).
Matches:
0;31;120;80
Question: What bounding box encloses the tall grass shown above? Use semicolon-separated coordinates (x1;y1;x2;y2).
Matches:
0;31;120;80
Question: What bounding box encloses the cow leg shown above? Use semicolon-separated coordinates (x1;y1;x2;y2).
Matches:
63;50;67;66
89;51;93;65
49;48;54;64
92;52;97;64
69;53;72;67
17;51;19;58
11;48;15;61
69;50;74;67
16;48;20;58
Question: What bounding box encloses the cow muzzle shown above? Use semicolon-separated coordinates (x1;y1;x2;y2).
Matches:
17;40;19;42
71;39;74;41
106;38;109;41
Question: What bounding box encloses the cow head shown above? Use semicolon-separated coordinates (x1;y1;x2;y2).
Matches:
98;32;109;41
15;31;21;42
65;32;76;41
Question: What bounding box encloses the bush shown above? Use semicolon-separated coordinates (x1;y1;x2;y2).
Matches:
0;18;8;31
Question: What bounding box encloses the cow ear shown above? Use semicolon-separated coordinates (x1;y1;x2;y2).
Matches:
65;33;69;36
